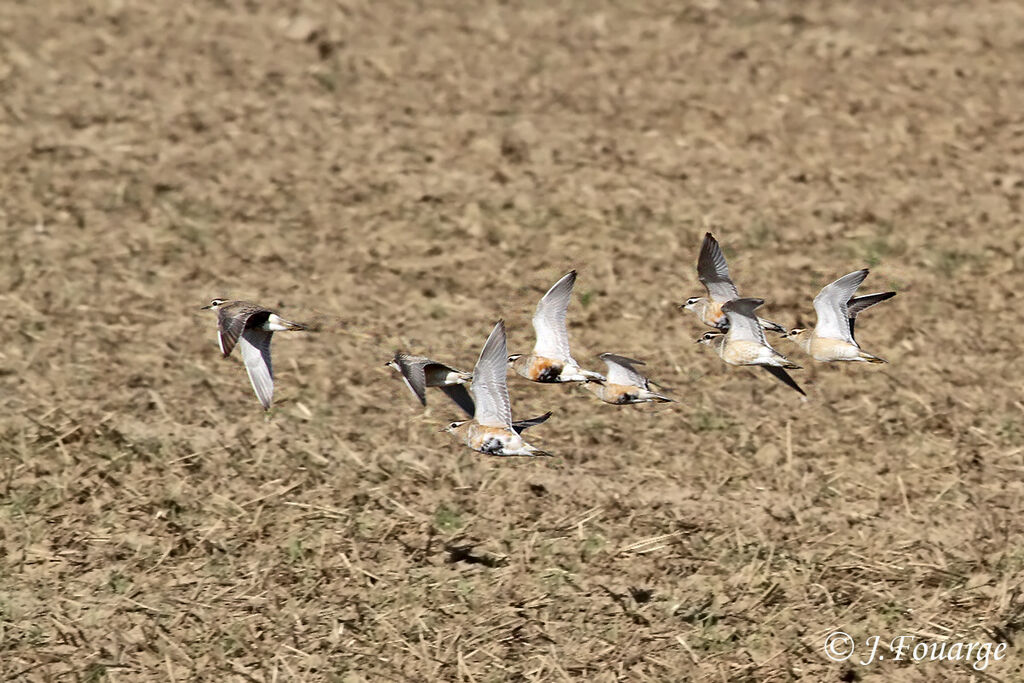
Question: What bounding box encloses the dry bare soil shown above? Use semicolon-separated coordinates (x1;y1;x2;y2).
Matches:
3;1;1024;681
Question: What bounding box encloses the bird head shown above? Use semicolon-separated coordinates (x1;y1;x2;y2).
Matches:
679;296;703;312
441;420;469;433
695;331;721;346
201;298;228;311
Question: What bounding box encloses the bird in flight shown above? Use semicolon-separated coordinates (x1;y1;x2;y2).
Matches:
201;298;307;410
681;232;786;334
782;269;896;363
509;270;605;384
386;353;474;415
697;297;805;396
445;320;553;457
584;353;675;405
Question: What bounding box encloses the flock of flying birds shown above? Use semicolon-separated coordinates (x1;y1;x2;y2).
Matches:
201;233;897;457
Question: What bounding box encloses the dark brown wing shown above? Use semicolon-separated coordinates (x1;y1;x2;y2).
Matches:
217;302;267;358
439;384;475;417
846;292;896;340
761;366;806;396
512;412;553;434
392;355;429;405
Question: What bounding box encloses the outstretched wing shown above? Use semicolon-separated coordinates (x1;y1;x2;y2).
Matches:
761;366;806;396
599;353;649;389
532;271;576;362
722;298;768;345
846;291;896;340
391;354;428;406
697;233;740;303
440;384;475;418
217;303;266;358
512;412;552;434
238;328;274;410
813;269;868;343
471;321;513;428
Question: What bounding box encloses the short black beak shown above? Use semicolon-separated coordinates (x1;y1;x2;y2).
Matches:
200;305;212;310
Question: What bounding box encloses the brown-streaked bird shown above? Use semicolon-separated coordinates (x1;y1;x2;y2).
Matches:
782;269;896;363
680;232;786;333
445;320;552;457
201;298;307;410
386;352;553;428
386;353;474;415
584;353;675;405
509;270;605;383
696;298;805;396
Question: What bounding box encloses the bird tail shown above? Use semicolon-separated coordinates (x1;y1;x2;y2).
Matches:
581;370;607;382
277;317;307;331
759;318;788;334
265;313;308;331
858;350;888;364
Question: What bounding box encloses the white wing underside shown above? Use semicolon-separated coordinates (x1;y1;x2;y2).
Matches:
471;321;513;428
813;270;867;343
725;303;768;346
601;355;647;388
532;271;576;363
239;329;274;410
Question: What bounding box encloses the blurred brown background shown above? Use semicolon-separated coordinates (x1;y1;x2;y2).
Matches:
2;1;1023;680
